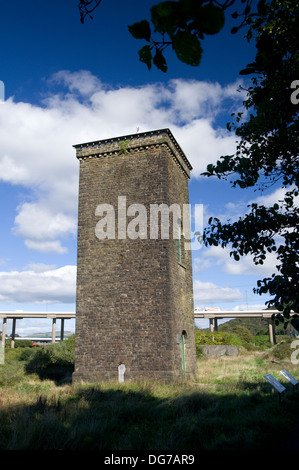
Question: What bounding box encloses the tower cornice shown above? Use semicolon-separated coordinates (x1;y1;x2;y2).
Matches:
73;128;192;179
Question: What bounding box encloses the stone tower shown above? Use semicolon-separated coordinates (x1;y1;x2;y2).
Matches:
72;129;197;383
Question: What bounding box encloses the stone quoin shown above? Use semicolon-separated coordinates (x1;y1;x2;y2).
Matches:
72;128;197;383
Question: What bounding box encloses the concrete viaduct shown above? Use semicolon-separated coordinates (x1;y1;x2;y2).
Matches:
0;312;75;348
0;309;292;348
194;309;293;345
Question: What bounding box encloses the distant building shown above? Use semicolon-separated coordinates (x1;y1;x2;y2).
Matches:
72;129;197;383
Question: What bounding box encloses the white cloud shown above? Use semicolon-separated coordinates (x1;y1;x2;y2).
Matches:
0;71;243;253
253;186;299;208
193;279;243;304
166;78;245;123
196;184;297;280
0;155;30;184
211;186;299;228
194;245;279;277
173;120;237;178
223;251;279;276
13;201;76;253
25;263;57;272
49;70;103;96
0;265;76;304
24;240;68;254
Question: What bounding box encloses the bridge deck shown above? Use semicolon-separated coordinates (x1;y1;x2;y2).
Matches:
1;310;296;348
0;312;75;348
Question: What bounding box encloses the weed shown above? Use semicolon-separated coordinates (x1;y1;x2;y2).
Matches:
1;339;299;450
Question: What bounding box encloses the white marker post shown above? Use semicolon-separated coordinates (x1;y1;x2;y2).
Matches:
118;364;126;383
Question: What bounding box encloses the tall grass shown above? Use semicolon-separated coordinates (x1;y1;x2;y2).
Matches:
0;337;299;450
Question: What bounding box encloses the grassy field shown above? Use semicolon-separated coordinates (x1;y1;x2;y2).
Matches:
0;336;299;450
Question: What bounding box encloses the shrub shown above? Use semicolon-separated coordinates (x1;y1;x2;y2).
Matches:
229;326;253;345
25;335;75;382
195;330;243;356
252;335;272;350
270;339;293;361
14;340;35;348
19;348;37;362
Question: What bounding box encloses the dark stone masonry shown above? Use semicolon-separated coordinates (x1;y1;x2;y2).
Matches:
72;128;197;383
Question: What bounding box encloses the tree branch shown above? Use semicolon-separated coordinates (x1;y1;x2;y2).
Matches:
79;0;103;24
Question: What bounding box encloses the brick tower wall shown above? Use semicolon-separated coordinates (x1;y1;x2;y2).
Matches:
72;129;197;383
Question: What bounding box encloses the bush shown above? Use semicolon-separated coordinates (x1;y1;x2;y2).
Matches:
229;326;253;345
195;330;243;356
19;348;36;362
14;340;35;348
25;335;75;382
270;339;293;361
252;335;272;350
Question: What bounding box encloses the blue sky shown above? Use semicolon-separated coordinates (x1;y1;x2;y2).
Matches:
0;0;280;335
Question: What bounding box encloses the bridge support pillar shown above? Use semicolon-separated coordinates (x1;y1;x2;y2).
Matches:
1;318;7;347
11;318;16;348
209;318;218;332
60;319;64;341
52;318;56;343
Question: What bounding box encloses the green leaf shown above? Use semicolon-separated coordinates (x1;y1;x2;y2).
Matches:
172;30;202;66
239;67;257;75
257;0;267;15
138;45;153;70
150;1;178;35
291;317;299;332
199;4;225;35
153;48;168;72
128;20;151;41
